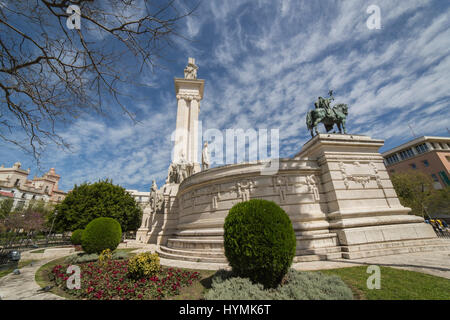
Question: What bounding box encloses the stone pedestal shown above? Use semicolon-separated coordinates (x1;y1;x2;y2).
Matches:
295;134;438;258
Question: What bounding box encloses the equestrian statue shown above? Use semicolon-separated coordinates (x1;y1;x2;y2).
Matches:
306;90;348;137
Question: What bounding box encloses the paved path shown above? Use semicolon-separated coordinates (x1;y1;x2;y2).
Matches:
0;252;65;300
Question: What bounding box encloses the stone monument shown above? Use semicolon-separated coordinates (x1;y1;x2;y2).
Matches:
173;57;204;173
136;60;450;266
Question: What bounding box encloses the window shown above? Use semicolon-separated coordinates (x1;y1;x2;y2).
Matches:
385;154;400;165
431;174;439;182
14;179;20;187
409;163;416;169
415;143;429;154
422;160;429;167
399;148;414;160
21;193;26;199
438;171;450;186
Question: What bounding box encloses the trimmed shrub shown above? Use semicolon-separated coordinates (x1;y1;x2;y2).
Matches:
99;248;113;266
127;252;160;279
81;217;122;254
70;229;84;245
224;199;296;288
205;269;353;300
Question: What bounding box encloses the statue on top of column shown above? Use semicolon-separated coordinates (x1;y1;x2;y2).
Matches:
184;57;198;80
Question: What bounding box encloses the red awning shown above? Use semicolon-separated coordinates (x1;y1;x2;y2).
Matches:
0;191;14;198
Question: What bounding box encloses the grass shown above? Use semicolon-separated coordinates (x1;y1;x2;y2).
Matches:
34;256;450;300
30;249;46;253
320;266;450;300
35;256;77;300
0;259;35;278
168;269;216;300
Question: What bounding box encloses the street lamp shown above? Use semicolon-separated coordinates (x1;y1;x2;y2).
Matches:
47;210;58;244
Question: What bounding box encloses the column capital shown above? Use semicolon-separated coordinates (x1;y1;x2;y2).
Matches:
176;94;202;101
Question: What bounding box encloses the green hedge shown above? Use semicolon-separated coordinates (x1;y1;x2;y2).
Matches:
81;217;122;254
205;269;353;300
70;229;84;245
224;199;296;288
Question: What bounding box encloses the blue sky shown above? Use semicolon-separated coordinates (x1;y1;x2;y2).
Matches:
1;0;449;192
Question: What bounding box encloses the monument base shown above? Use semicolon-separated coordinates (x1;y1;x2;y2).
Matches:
149;134;449;265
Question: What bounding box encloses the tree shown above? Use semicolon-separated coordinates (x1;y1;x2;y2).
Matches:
425;186;450;217
0;198;14;219
391;171;435;217
0;0;197;161
53;179;142;232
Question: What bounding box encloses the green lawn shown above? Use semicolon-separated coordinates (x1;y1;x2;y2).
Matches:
320;266;450;300
34;255;450;300
35;256;78;300
30;249;46;253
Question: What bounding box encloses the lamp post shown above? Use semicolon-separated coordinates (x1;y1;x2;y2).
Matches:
47;210;58;244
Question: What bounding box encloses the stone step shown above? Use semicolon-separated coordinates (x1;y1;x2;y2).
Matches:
342;243;450;259
172;235;224;240
294;252;343;262
159;246;225;259
296;246;342;255
341;238;447;253
157;246;228;263
167;238;224;250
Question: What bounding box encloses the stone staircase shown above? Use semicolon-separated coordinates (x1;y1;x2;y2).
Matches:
156;236;450;264
340;238;450;259
157;245;227;263
293;246;343;262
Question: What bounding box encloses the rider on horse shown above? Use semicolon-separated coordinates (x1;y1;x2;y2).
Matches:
314;92;335;118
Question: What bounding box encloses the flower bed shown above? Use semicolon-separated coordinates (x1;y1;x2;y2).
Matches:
50;260;200;300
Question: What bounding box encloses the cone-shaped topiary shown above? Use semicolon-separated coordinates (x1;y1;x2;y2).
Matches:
81;217;122;254
224;199;296;288
70;229;84;245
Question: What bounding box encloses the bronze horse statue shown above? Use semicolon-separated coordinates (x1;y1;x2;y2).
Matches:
306;103;348;137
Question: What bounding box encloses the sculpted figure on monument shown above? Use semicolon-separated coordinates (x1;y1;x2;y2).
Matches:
307;90;348;137
167;163;179;184
184;57;198;80
202;141;210;171
177;153;193;183
149;180;163;213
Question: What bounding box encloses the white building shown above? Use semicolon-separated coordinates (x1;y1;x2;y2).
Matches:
126;189;150;207
0;162;67;210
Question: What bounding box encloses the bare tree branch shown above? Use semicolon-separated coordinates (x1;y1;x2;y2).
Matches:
0;0;198;164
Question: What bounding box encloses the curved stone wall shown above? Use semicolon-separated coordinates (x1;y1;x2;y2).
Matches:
155;134;446;265
158;158;341;263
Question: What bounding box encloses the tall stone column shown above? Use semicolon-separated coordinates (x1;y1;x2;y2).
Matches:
173;59;204;173
189;98;200;164
173;96;189;163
